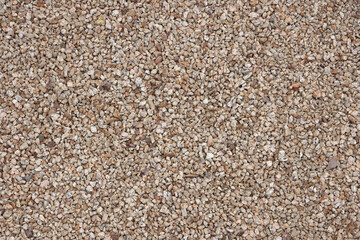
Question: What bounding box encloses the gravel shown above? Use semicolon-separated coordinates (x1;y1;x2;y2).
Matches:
1;0;359;239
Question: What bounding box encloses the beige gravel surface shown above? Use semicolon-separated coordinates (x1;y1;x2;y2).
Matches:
1;0;360;239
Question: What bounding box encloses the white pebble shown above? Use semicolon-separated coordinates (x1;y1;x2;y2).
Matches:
278;150;287;161
106;21;112;30
40;180;49;188
135;77;142;86
206;153;214;159
90;126;97;133
160;205;170;214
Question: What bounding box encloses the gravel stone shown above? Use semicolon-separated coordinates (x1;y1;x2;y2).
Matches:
24;175;32;182
206;153;214;159
1;0;359;239
90;126;97;133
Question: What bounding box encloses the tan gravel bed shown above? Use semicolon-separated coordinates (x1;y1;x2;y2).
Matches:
0;0;359;239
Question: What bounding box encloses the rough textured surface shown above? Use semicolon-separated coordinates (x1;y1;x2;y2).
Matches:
1;0;359;239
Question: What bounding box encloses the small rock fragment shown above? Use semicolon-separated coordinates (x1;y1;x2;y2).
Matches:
40;180;49;188
101;82;111;91
278;150;287;161
313;90;321;98
3;210;12;218
243;71;252;80
90;126;97;133
249;12;258;18
160;205;170;214
285;17;293;23
110;234;120;240
207;135;214;146
96;15;105;25
25;227;33;238
292;82;300;91
206;153;214;159
67;81;73;88
283;233;293;240
155;56;163;64
135;77;142;86
105;21;112;30
184;174;199;178
327;156;338;170
348;116;356;124
47;140;56;147
25;175;32;182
